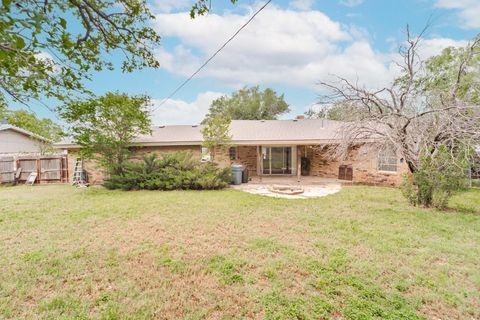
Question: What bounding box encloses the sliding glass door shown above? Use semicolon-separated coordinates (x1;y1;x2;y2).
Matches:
262;146;295;175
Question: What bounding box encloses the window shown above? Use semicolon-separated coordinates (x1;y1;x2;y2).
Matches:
229;146;238;160
201;147;211;162
377;149;397;172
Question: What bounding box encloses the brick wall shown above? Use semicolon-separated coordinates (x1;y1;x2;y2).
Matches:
65;143;409;187
231;146;258;176
303;144;409;187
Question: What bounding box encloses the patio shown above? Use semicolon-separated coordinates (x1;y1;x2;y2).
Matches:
231;176;344;199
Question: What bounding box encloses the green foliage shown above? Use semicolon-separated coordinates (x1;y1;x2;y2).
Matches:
201;115;232;159
104;152;232;191
401;146;470;209
424;38;480;105
203;86;289;123
3;109;63;142
59;92;151;175
0;0;161;108
304;102;357;121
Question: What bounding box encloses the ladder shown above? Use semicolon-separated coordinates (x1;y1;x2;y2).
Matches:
72;158;87;187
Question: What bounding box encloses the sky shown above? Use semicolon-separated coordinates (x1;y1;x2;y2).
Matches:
30;0;480;125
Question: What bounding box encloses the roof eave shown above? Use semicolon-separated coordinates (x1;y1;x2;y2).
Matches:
55;138;378;149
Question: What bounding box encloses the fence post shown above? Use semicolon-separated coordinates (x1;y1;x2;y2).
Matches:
36;158;40;184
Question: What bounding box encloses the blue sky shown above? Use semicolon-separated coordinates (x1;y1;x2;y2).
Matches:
31;0;480;125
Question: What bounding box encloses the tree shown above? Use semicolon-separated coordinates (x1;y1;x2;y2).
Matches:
0;0;161;109
319;28;480;171
318;27;480;207
304;103;357;121
0;0;238;109
202;86;290;123
58;92;151;175
4;109;63;142
401;146;471;209
201;115;232;161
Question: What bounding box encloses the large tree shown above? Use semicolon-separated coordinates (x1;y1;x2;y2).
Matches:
0;0;238;110
318;29;480;173
202;86;290;123
58;92;151;175
0;0;161;109
2;109;63;142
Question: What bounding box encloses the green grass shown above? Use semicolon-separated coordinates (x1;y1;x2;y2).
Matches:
0;185;479;319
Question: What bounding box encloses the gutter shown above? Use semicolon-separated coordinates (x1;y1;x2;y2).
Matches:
54;138;378;149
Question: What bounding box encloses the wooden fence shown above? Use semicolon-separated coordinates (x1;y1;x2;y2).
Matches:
0;157;15;182
0;155;68;184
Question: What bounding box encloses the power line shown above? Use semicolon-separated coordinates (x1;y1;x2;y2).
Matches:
152;0;272;112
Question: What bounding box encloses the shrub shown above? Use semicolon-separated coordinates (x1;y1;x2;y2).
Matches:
104;152;231;191
401;146;470;209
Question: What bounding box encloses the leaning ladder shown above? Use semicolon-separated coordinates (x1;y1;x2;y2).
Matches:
72;158;87;186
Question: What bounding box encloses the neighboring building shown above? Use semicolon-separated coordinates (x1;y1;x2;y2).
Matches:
0;124;51;155
54;119;410;186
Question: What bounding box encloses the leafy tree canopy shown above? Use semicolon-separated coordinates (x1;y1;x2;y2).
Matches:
58;92;151;175
1;109;63;142
0;0;238;110
0;0;162;109
203;86;290;123
423;38;480;105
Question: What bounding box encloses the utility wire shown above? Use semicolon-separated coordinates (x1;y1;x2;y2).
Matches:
152;0;272;112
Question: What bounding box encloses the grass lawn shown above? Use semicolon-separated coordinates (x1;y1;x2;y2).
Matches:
0;185;479;319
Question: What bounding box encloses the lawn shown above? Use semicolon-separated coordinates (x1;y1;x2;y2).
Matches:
0;185;479;320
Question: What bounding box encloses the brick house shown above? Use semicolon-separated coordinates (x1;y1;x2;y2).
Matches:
54;118;410;186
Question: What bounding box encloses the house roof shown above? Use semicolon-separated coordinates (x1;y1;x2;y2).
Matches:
0;124;50;142
55;119;347;148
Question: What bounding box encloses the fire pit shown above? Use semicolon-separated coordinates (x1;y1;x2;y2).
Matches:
268;184;305;195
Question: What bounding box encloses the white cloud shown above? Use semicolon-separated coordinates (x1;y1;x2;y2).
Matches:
150;91;223;125
418;38;469;59
153;4;469;95
435;0;480;29
154;5;397;89
339;0;364;7
289;0;314;11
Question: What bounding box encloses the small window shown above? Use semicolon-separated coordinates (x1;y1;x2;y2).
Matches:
229;146;238;160
201;147;211;162
378;149;397;172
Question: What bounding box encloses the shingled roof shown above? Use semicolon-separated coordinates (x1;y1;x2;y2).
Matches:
55;119;345;148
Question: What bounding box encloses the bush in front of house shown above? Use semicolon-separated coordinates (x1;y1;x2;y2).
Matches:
104;152;231;191
401;146;470;209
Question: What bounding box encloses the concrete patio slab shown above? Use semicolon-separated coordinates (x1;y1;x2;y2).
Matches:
231;180;342;199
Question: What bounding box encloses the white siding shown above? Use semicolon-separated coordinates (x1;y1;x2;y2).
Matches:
0;129;44;153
